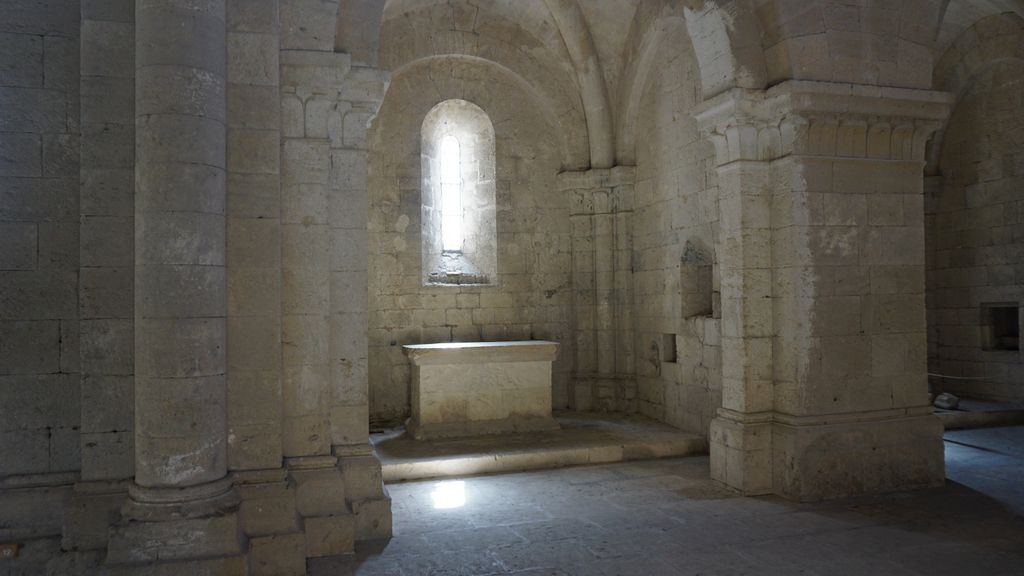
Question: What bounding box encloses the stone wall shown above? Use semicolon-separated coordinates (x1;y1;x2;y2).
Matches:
368;59;573;426
0;2;81;561
0;0;81;483
78;0;134;485
928;59;1024;403
632;20;722;435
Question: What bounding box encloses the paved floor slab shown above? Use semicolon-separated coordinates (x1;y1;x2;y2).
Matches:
313;426;1024;575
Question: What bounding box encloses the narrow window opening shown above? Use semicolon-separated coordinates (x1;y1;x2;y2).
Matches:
440;135;463;253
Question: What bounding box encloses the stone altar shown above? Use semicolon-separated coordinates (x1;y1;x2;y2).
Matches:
402;341;560;439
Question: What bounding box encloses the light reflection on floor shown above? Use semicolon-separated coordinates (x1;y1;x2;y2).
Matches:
430;480;466;509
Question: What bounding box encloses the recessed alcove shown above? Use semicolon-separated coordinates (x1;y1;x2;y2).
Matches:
982;303;1020;352
421;99;497;287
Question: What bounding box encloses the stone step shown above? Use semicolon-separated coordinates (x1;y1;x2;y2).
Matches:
374;412;707;483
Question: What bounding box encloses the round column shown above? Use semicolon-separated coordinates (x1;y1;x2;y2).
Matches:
132;0;229;505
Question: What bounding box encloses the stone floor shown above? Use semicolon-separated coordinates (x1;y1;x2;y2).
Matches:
310;426;1024;575
372;412;706;482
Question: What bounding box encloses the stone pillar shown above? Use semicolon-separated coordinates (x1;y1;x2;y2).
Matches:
703;140;775;495
225;0;283;473
278;29;392;548
696;81;950;501
328;66;393;542
561;167;635;411
108;0;241;566
695;92;777;494
279;46;353;559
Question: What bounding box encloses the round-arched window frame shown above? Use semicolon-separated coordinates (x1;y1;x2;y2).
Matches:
421;100;497;286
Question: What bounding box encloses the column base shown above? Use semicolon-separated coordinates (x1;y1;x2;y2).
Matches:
709;409;774;496
105;556;247;576
120;477;239;522
53;455;393;571
712;408;946;501
62;480;128;552
107;478;243;566
772;410;944;501
286;455;355;557
106;514;243;565
336;448;392;541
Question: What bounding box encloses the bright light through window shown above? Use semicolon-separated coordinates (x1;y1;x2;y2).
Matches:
440;135;463;252
430;480;466;509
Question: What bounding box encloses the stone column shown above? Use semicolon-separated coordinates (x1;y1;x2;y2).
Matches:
110;2;240;563
224;0;284;471
328;66;393;542
695;97;776;494
561;167;635;411
697;82;950;500
278;46;353;559
278;37;392;551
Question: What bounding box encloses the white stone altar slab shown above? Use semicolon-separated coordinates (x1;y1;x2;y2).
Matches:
403;341;560;440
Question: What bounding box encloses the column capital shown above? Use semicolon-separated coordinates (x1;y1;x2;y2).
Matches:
695;81;953;167
281;50;389;110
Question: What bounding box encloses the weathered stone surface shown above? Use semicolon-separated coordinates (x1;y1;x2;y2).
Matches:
249;533;306;576
352;496;392;541
290;467;348;517
0;33;42;87
62;488;125;552
237;484;300;537
107;515;242;564
304;514;354;557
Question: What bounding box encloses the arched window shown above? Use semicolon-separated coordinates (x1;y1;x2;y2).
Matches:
421;100;496;285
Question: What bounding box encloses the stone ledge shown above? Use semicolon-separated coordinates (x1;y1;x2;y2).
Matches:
403;340;558;365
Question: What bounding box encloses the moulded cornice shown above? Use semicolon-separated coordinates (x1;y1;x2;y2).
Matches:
694;81;953;166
